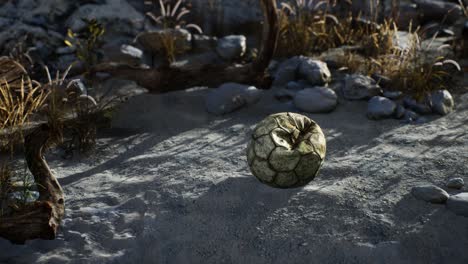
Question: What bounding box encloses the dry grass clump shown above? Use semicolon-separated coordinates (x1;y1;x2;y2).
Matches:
338;23;461;100
276;0;394;57
144;0;203;64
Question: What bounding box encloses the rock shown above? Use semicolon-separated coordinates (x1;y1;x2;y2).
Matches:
273;57;303;86
447;193;468;217
383;90;403;100
56;46;76;55
342;74;382;100
294;87;338;113
273;57;331;87
67;0;144;34
192;34;218;52
274;89;297;101
216;35;246;60
191;0;262;36
411;185;449;204
205;83;262;115
120;44;143;59
367;96;397;120
101;78;148;100
298;58;331;86
430;90;454;115
447;178;464;190
394;105;406;119
286;81;305;91
136;28;192;54
397;3;420;29
403;97;432;115
372;73;392;89
403;110;419;123
414;0;462;24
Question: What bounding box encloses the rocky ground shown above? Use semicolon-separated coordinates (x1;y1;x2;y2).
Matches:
0;86;467;264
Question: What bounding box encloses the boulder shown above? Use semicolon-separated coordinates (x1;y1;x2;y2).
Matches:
294;87;338;113
430;90;454;115
298;58;332;86
394;105;406;119
447;193;468;217
286;81;305;91
216;35;246;60
411;185;449;204
273;57;303;86
414;0;462;24
403;97;432;115
193;34;218;53
383;90;403;100
367;96;397;120
274;89;297;102
342;74;382;100
403;110;420;122
205;83;262;115
273;57;331;87
66;0;144;34
447;178;464;190
136;28;192;54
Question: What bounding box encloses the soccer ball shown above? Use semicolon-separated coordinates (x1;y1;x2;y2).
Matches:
247;112;326;188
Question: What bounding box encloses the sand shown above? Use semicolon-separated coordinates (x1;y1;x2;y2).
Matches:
0;87;467;264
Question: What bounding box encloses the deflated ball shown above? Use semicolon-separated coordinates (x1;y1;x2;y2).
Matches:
247;112;326;188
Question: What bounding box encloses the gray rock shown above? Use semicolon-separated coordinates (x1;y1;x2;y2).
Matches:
286;81;305;91
298;58;331;86
415;0;462;24
411;185;449;204
447;178;464;190
273;57;303;86
205;83;262;115
56;46;76;55
136;28;192;54
383;90;403;100
216;35;246;60
403;97;432;115
403;110;419;123
193;34;218;52
67;0;144;34
430;90;454;115
293;87;338;113
367;96;397;120
372;74;392;89
120;44;143;59
447;193;468;217
274;89;297;101
342;74;382;100
394;105;406;119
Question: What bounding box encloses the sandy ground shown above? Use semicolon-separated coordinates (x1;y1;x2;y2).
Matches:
0;87;467;264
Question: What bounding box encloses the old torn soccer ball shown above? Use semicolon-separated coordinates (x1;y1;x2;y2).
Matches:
247;112;326;188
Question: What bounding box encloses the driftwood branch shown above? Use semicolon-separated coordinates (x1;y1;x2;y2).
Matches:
91;0;279;92
0;124;64;244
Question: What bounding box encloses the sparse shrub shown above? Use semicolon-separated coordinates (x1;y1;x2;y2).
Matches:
64;18;105;75
338;24;461;100
145;0;202;64
146;0;203;33
276;0;389;57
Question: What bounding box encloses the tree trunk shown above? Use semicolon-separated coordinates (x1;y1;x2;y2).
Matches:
0;124;64;244
91;0;279;93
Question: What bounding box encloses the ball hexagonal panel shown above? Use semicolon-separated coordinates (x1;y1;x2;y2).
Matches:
246;112;326;188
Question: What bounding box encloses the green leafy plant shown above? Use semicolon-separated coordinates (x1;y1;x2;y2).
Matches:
65;18;105;74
